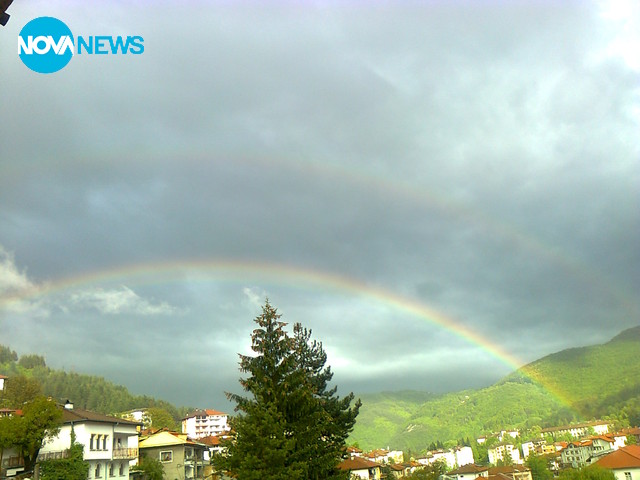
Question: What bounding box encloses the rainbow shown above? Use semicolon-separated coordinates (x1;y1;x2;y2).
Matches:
2;147;636;322
0;257;581;415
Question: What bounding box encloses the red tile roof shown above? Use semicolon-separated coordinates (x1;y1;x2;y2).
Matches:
61;407;140;426
596;445;640;469
205;409;226;416
489;465;530;475
337;457;381;471
199;435;222;446
182;408;227;420
448;464;489;475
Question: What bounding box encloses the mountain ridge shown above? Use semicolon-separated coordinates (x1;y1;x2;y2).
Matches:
350;326;640;451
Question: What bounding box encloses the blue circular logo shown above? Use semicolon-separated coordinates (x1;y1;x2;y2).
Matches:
18;17;74;74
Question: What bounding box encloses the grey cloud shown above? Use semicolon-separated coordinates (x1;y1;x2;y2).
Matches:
0;0;638;408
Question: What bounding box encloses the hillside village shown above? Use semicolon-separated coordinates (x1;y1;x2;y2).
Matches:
1;371;639;480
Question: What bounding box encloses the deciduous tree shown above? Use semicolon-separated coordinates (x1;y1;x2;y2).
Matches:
526;454;553;480
13;396;62;472
132;454;164;480
146;407;177;431
558;465;615;480
1;374;42;408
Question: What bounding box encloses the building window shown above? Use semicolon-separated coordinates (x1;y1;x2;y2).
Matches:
90;434;95;450
160;451;173;463
103;435;108;451
119;462;124;476
95;463;102;478
624;473;632;480
109;462;114;477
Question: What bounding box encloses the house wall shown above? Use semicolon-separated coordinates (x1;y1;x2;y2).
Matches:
182;413;229;439
612;467;640;480
141;444;206;480
1;446;24;477
40;421;138;480
522;442;534;459
349;467;381;479
455;446;474;467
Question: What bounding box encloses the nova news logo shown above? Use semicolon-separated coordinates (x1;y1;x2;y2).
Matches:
18;16;144;74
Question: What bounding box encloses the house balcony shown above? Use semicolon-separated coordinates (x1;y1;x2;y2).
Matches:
37;449;70;461
113;447;139;459
2;455;25;468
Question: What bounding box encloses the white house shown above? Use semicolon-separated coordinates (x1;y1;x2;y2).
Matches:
38;404;140;480
488;443;521;465
417;450;455;468
596;445;640;480
521;441;535;460
541;421;611;439
181;409;228;439
445;463;489;479
418;446;474;469
455;446;475;467
119;408;152;429
0;374;7;391
362;449;404;464
560;436;617;468
498;430;520;442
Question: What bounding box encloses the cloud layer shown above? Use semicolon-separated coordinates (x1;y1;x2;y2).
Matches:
0;0;638;410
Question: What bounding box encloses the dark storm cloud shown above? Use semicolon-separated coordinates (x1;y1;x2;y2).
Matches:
0;0;638;408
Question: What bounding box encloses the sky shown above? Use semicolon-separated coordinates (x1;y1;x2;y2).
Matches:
0;0;638;412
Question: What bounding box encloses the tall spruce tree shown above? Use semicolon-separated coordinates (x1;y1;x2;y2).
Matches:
216;301;360;479
291;323;361;479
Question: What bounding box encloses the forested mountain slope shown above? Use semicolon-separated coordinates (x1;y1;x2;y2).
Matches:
0;347;189;421
350;326;640;451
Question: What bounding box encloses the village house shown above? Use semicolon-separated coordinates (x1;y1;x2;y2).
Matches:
338;457;382;479
489;465;533;480
138;430;207;480
37;402;140;480
445;465;532;480
119;408;152;429
595;445;640;480
1;447;24;478
621;427;640;445
498;430;520;442
362;448;403;464
181;409;229;439
386;463;406;478
541;420;611;439
488;443;521;465
347;446;364;457
199;434;224;459
445;463;489;479
417;446;474;469
560;433;629;468
520;439;556;460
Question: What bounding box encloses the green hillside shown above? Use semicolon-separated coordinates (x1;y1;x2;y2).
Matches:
0;346;190;421
350;326;640;451
519;326;640;421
